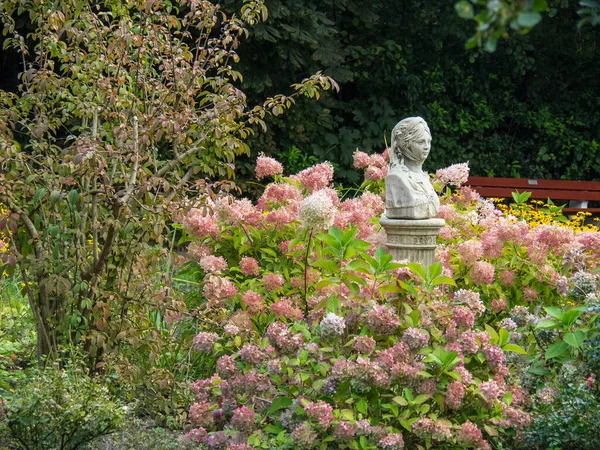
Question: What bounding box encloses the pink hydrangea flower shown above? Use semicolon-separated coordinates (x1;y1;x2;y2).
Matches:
231;405;256;434
469;261;495;285
491;297;507;312
203;276;237;301
292;162;334;192
199;255;228;274
353;150;371;169
304;400;334;429
456;421;491;450
453;306;475;329
499;270;515;286
193;332;219;352
189;400;214;427
216;355;238;379
270;297;304;321
479;380;501;403
291;422;317;449
402;327;430;350
188;243;212;260
183;427;208;444
365;165;389;181
365;305;399;335
257;183;303;210
412;418;452;441
266;322;303;354
435;163;470;189
457;239;483;265
446;380;465;409
239;344;266;365
241;290;265;315
239;257;260;276
379;433;405;450
255;154;284;179
263;273;285;291
183;208;219;238
353;336;377;355
214;197;262;227
333;421;357;441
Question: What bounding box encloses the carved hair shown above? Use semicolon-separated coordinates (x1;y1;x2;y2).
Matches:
390;116;431;168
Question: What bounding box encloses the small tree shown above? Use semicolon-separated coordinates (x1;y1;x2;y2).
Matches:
0;0;337;363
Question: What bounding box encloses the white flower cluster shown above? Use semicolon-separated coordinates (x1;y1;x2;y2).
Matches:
319;312;346;338
298;190;336;229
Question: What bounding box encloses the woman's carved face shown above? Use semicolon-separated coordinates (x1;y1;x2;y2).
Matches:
408;132;431;163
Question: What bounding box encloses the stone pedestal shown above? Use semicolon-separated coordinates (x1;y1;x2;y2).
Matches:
379;215;445;267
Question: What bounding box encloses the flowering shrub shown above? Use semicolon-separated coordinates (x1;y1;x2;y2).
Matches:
172;155;593;449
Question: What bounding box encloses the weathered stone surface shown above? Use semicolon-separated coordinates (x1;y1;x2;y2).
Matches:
379;216;445;267
385;117;439;219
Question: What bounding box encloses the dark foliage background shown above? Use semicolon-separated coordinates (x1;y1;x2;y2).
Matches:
2;0;598;184
223;0;600;184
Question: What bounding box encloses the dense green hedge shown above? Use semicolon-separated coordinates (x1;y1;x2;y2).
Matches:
226;0;600;183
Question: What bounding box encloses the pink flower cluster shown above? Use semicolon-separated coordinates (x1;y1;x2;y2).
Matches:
239;344;266;365
241;290;264;314
303;400;334;429
270;297;304;321
334;192;385;239
353;150;389;181
183;208;219;239
203;275;237;301
193;332;219;352
239;257;259;275
255;154;284;179
266;322;303;354
291;162;334;192
365;305;399;335
412;418;452;441
230;405;256;434
456;421;491;449
263;273;285;291
469;260;495;285
434;162;470;189
379;433;405;449
402;327;430;350
199;255;228;274
214;197;262;227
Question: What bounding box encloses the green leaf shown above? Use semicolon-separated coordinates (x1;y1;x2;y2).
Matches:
517;11;542;27
407;262;427;280
532;0;548;12
427;262;443;280
564;331;584;348
561;308;582;326
432;276;456;286
484;324;499;344
536;319;559;329
455;1;474;19
312;259;339;272
498;328;510;347
355;399;368;415
544;306;563;320
502;343;527;355
545;341;569;360
68;189;79;207
32;188;47;204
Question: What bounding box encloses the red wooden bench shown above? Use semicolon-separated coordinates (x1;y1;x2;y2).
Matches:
465;176;600;215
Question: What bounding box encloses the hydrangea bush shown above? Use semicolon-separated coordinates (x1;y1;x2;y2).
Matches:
175;153;600;449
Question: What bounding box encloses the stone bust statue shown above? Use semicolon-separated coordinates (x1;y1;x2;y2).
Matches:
385;117;440;219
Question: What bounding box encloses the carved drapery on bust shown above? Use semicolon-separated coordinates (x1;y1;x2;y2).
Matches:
385;117;440;219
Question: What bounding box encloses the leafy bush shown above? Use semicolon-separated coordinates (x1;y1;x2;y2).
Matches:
1;366;124;450
525;382;600;450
